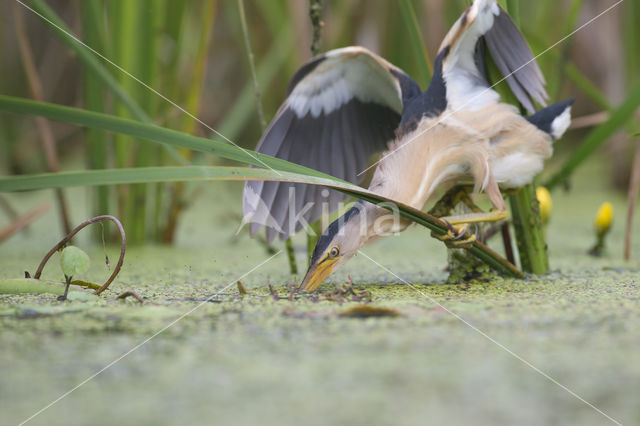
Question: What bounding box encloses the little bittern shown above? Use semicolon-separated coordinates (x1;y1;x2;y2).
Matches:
242;0;573;291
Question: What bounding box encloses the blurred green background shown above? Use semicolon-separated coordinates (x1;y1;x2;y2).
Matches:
0;0;638;245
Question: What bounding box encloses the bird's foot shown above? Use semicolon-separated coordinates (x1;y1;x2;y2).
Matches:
432;221;477;249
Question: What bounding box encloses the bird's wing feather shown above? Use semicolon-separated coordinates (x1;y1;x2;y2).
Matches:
483;5;548;113
243;46;419;242
439;0;548;114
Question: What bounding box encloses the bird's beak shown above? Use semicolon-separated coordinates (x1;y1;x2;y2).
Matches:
299;257;338;292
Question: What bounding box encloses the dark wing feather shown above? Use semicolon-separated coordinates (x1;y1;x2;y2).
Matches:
483;5;548;113
242;46;419;242
437;0;548;114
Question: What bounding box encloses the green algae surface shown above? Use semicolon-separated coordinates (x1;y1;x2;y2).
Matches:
1;161;639;426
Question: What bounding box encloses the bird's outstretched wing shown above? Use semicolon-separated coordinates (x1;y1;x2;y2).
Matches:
438;0;548;114
243;46;420;242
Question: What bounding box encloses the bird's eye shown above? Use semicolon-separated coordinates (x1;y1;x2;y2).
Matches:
329;246;340;258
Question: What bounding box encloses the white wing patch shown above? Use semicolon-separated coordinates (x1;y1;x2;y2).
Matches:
442;0;501;112
287;48;403;118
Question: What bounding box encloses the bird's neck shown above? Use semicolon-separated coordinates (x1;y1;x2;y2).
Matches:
347;200;411;246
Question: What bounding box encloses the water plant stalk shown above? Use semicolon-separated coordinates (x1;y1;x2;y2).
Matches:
81;0;110;224
14;4;72;235
237;1;297;274
501;0;549;274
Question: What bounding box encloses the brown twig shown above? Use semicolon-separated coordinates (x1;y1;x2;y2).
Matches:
33;215;126;295
569;110;640;130
500;222;515;265
237;280;248;295
0;203;50;243
116;291;144;304
624;137;640;260
13;4;72;235
268;283;280;301
320;280;371;304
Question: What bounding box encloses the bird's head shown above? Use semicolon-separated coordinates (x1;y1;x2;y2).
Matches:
299;204;368;292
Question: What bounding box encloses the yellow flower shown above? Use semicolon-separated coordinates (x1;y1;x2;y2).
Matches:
595;202;614;237
536;186;552;224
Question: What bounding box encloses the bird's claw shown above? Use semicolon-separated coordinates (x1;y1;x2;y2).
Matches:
432;221;477;249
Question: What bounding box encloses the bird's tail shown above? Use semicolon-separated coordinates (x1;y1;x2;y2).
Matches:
525;99;574;140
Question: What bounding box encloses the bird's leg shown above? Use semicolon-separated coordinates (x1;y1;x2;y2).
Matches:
439;209;509;226
431;177;511;249
428;185;474;218
441;175;509;225
430;179;509;227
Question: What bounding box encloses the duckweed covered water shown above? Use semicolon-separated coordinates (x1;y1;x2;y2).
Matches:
1;161;639;425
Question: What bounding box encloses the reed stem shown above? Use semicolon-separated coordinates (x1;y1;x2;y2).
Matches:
237;0;297;274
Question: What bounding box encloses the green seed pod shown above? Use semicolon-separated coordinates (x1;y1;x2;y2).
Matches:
60;246;90;278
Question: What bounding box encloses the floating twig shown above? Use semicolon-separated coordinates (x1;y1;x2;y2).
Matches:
268;283;280;301
116;291;144;304
237;280;248;295
338;305;401;318
320;280;371;304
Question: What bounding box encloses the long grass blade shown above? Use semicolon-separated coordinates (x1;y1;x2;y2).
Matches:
0;166;524;279
0;95;522;277
0;95;329;178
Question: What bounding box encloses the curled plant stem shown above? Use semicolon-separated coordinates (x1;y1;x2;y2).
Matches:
33;215;126;295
